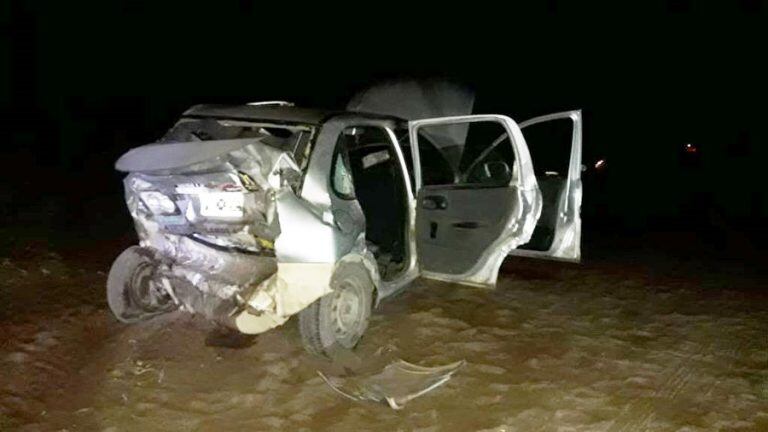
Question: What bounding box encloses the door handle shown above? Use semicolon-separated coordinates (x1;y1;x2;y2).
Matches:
452;221;481;229
422;195;447;210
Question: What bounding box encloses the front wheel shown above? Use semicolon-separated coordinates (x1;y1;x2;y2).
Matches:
107;246;177;323
298;263;374;357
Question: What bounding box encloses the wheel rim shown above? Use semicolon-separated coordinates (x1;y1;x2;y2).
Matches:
331;280;364;339
126;260;175;318
128;261;157;310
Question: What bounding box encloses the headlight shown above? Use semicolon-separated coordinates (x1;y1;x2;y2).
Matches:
139;191;177;214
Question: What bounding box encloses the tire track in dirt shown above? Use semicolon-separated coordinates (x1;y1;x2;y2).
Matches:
607;333;710;431
607;308;766;432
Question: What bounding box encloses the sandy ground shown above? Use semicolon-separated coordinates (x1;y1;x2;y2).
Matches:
1;248;767;431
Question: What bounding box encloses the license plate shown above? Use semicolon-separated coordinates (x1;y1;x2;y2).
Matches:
199;192;244;218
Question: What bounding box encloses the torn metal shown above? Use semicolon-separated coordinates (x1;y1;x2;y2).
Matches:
318;359;466;409
118;134;379;334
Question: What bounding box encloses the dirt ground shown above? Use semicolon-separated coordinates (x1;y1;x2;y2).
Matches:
1;245;767;431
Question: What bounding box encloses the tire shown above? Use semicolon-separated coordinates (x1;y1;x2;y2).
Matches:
299;262;374;357
107;246;176;323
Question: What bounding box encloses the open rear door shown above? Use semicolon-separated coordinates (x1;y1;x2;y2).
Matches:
508;110;583;261
409;115;542;287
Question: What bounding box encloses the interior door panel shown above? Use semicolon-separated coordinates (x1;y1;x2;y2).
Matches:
415;186;518;275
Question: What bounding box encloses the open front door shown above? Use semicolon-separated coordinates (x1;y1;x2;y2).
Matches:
509;110;583;261
409;115;541;287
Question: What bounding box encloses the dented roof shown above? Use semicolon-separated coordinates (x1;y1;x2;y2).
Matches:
183;104;406;126
183;104;336;125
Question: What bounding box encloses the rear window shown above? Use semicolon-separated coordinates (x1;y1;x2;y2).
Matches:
161;118;314;168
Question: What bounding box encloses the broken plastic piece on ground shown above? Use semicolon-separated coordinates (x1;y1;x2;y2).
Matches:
318;359;465;409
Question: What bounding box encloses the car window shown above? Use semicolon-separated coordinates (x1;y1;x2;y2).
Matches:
331;150;355;199
161;118;314;168
332;126;395;200
397;127;456;187
415;120;516;187
519;119;573;176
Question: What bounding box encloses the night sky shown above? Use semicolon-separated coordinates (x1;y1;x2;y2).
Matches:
1;1;766;258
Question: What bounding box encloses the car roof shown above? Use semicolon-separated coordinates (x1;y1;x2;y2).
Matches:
182;104;404;126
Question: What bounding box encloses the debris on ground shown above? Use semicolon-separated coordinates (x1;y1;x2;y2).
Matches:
318;359;465;409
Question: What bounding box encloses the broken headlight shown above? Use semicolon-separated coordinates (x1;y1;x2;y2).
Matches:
139;191;178;215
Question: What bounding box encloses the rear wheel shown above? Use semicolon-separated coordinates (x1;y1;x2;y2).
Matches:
107;246;176;323
299;263;373;357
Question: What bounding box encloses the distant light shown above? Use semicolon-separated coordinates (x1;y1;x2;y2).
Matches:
684;143;698;154
594;159;606;170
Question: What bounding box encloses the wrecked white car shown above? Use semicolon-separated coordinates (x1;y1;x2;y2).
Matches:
108;86;583;356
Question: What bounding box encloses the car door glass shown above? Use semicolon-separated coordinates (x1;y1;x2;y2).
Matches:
414;131;455;186
416;120;516;187
332;150;355;199
518;119;573;176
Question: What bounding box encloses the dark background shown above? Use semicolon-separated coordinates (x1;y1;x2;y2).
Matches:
1;1;766;269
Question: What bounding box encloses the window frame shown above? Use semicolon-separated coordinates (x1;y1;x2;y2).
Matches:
408;115;525;191
330;139;356;200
